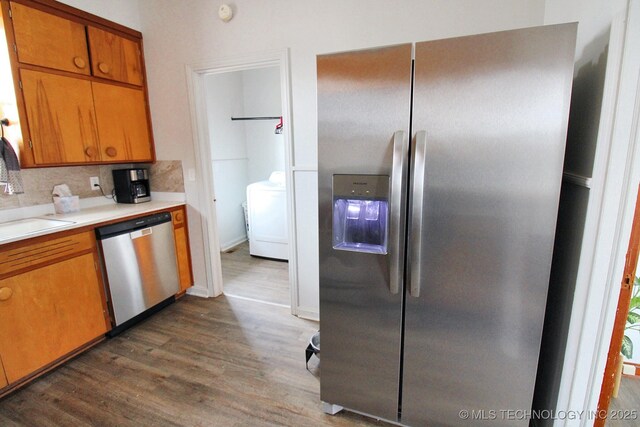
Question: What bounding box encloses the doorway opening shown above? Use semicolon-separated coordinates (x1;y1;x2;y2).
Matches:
596;185;640;426
185;50;298;314
205;66;290;307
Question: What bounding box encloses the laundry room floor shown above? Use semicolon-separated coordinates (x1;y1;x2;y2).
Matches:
221;241;290;306
609;375;640;426
0;295;385;426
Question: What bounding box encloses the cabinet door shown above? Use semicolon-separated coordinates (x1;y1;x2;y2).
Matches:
0;253;109;384
172;208;193;291
92;82;153;162
174;225;193;292
0;358;7;389
11;2;90;75
88;26;143;86
21;69;101;164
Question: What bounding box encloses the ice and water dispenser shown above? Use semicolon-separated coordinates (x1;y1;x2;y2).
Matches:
332;175;389;254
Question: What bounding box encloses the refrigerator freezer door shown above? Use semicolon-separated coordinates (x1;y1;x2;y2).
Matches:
402;24;576;426
318;44;412;422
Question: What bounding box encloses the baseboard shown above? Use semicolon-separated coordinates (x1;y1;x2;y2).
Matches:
220;237;248;252
296;307;319;321
186;285;210;298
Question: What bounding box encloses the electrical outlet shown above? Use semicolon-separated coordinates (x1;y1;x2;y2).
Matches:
90;176;100;190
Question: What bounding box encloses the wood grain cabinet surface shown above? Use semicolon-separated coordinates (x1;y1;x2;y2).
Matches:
88;26;143;86
172;207;194;292
0;359;7;389
20;69;101;164
0;253;109;383
0;230;110;388
11;2;90;75
92;82;152;162
2;0;155;167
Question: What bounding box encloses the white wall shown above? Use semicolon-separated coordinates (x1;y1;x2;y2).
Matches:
242;67;284;184
136;0;546;316
58;0;141;30
545;0;627;71
206;72;249;250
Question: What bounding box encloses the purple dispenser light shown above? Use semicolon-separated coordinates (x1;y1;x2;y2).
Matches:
332;198;388;254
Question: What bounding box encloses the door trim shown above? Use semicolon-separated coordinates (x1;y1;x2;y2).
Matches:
555;0;640;423
184;49;300;315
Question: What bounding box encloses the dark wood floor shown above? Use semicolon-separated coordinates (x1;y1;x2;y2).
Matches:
608;375;640;426
0;295;384;426
221;242;290;307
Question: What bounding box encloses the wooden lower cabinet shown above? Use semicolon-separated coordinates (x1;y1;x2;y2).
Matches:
0;208;191;395
0;358;7;389
0;251;109;384
174;226;192;292
171;207;193;292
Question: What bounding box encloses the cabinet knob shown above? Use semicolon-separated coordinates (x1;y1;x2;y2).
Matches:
98;62;110;74
105;147;117;157
73;56;86;69
84;146;97;157
0;287;12;301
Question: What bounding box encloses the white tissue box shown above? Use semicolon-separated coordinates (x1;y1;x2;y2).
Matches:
53;196;80;214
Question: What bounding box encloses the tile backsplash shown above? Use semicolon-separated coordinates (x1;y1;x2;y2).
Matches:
145;160;185;193
0;160;184;211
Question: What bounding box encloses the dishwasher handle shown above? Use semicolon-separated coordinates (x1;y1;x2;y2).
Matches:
130;227;153;239
96;212;172;240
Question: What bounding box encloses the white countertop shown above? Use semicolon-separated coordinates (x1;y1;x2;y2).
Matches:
0;197;186;246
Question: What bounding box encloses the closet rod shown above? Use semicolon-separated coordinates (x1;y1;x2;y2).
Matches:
231;116;281;121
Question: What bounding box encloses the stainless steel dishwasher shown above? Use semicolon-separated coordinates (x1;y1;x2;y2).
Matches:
96;212;179;332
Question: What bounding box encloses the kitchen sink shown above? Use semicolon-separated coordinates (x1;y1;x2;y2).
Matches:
0;218;76;243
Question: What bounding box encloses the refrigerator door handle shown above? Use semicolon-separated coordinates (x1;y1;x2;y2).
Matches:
409;130;427;298
389;130;408;295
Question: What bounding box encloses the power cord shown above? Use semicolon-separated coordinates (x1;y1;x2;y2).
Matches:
95;183;116;201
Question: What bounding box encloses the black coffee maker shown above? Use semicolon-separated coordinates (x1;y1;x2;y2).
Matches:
113;168;151;203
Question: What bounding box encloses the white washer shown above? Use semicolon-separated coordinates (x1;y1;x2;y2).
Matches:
246;176;288;260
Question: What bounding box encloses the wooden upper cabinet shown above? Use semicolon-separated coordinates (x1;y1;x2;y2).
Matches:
4;0;155;166
10;2;90;75
88;26;143;86
92;82;152;162
21;69;101;164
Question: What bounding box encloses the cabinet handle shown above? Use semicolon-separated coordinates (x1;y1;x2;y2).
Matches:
105;147;117;157
0;287;12;301
84;146;96;157
98;62;110;74
73;56;86;69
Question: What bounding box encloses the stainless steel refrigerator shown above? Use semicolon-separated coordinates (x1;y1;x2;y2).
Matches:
317;24;576;426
